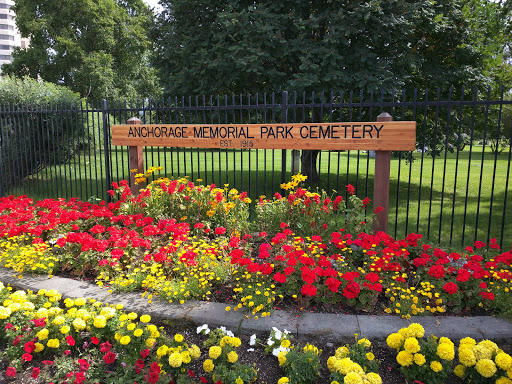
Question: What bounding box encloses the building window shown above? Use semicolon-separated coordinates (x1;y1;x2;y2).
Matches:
0;45;12;50
0;4;11;9
0;14;13;20
0;34;13;41
0;25;14;31
0;54;11;60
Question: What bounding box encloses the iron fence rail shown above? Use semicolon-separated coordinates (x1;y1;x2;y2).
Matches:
0;87;511;250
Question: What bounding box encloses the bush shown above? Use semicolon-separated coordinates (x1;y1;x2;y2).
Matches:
0;76;85;191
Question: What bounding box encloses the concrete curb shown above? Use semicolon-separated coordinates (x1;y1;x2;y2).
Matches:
1;267;512;345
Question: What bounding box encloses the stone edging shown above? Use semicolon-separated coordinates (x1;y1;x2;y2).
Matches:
1;267;511;344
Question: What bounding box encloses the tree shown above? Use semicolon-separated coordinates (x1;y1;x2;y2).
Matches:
0;76;84;192
2;0;161;102
153;0;484;97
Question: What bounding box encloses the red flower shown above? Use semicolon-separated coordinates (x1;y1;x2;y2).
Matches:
456;269;471;283
6;366;16;377
333;196;344;210
443;282;458;295
374;206;384;214
215;227;226;235
427;265;445;279
343;282;361;299
325;277;342;293
200;377;208;383
100;341;112;353
66;335;75;346
64;350;71;355
150;362;160;373
365;272;380;283
140;349;150;359
21;353;33;361
188;369;195;377
103;351;116;364
301;284;317;297
78;359;90;371
24;341;36;353
479;291;495;301
91;336;99;345
362;197;371;208
75;371;85;384
42;360;54;365
31;367;40;379
147;371;159;384
346;184;355;194
479;282;488;289
273;272;287;283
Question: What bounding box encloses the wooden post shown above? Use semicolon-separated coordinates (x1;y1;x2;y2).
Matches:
127;117;144;195
373;113;392;234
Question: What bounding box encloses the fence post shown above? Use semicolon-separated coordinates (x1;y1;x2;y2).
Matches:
127;117;144;195
102;99;112;203
373;112;392;234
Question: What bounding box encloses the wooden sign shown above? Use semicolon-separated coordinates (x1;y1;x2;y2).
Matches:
111;122;416;151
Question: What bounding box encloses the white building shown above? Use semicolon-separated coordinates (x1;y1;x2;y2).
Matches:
0;0;28;73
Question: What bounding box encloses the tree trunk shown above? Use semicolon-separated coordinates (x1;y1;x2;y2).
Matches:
300;110;321;183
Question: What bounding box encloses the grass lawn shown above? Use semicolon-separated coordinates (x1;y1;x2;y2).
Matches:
9;144;512;250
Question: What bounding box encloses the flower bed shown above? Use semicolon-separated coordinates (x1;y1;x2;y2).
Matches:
0;283;511;383
0;172;511;321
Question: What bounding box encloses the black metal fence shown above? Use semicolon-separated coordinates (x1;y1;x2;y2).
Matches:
0;87;511;250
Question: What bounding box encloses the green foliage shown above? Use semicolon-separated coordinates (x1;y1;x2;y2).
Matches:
153;0;483;97
0;76;86;191
280;344;322;384
3;0;161;102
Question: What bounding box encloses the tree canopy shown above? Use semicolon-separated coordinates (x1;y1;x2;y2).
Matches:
3;0;161;102
153;0;487;96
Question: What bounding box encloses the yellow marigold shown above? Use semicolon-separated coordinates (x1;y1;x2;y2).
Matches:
175;334;184;343
476;359;497;378
127;312;138;320
277;378;289;384
460;337;476;347
134;329;143;337
278;351;288;366
189;344;201;359
404;337;420;354
414;353;426;366
386;333;404;350
140;314;151;323
335;358;353;375
181;351;191;364
344;371;363;384
430;360;443;372
327;356;337;372
366;372;382;384
366;352;375;361
496;377;512;384
496;353;512;371
72;318;86;331
335;346;349;358
146;338;156;348
459;347;477;367
52;316;65;326
454;364;466;378
220;336;231;347
303;343;319;355
358;338;371;348
281;339;291;348
203;359;214;373
120;336;131;345
227;351;238;363
127;323;136;331
93;315;107;328
437;342;455;361
74;298;86;306
209;346;222;359
397;351;414;367
157;345;169;358
479;340;499;355
474;344;494;360
36;328;49;340
231;337;241;347
47;339;60;348
34;343;44;353
60;325;70;334
168;352;183;368
439;337;454;346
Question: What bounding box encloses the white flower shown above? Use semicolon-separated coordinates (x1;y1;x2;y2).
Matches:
247;348;255;352
220;326;234;337
274;330;282;340
272;346;289;357
197;324;210;334
267;338;275;346
250;334;257;346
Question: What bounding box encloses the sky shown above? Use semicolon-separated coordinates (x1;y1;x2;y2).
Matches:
142;0;162;13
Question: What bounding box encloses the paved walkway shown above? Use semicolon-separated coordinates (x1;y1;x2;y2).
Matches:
1;267;511;345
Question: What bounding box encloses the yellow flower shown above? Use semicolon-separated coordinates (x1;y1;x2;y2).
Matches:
140;314;151;323
181;351;191;364
344;371;363;384
52;316;65;326
175;334;184;343
396;351;414;367
281;339;291;348
36;328;49;340
189;344;201;359
146;338;156;348
459;347;477;367
404;338;420;354
407;323;425;338
430;360;443;372
496;353;512;371
134;329;143;337
277;378;290;384
157;345;169;358
454;364;466;378
235;379;243;384
47;339;60;348
209;346;222;359
120;336;131;345
335;346;349;358
476;359;497;378
366;372;382;384
278;351;288;366
358;338;371;348
168;352;183;368
34;343;44;353
93;315;107;328
437;342;455;361
327;356;337;372
227;351;238;363
366;352;375;361
72;318;86;331
127;323;136;331
203;359;214;373
60;325;70;334
414;353;426;366
386;333;404;350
